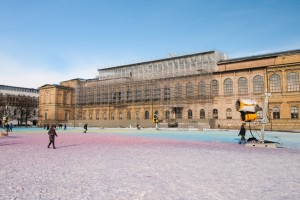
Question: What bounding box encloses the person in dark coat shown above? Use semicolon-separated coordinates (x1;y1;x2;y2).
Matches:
48;125;58;149
238;125;246;144
83;124;88;133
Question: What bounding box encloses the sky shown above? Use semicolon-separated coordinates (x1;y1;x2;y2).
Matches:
0;0;300;89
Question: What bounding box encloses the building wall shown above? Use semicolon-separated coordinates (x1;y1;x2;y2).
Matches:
38;84;74;126
38;51;300;131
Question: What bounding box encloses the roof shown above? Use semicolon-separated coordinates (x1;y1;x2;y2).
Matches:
98;50;217;71
0;84;38;91
218;49;300;64
38;84;73;90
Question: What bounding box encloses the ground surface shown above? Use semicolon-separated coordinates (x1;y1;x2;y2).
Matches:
1;128;299;200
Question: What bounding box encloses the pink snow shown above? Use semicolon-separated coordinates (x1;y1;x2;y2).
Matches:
0;129;299;200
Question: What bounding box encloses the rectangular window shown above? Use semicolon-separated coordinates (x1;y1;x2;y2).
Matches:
82;111;86;120
89;111;93;120
96;111;99;120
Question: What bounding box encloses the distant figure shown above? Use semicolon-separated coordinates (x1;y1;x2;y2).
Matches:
83;124;88;133
3;124;9;134
47;124;50;130
44;124;46;129
9;123;13;132
48;125;58;149
5;124;9;133
137;124;141;130
238;125;246;144
64;124;67;130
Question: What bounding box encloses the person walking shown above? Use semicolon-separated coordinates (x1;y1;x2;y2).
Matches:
238;125;246;144
48;125;58;149
83;124;88;133
9;123;13;132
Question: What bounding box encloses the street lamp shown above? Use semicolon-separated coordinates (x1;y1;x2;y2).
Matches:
269;108;273;131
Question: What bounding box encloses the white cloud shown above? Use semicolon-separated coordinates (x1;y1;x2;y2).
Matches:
0;53;101;88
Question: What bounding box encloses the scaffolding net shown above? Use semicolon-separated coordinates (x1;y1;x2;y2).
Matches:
74;51;226;122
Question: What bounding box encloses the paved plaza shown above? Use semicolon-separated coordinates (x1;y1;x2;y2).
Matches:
1;128;299;200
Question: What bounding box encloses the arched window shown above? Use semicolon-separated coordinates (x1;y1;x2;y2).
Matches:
127;89;132;102
116;91;122;103
291;106;298;119
200;109;205;119
199;81;206;98
210;80;219;96
144;111;149;119
103;93;108;104
287;72;300;92
45;112;48;120
165;110;170;121
269;74;281;93
153;87;161;101
144;87;151;102
253;75;264;94
111;91;117;103
186;82;194;97
96;111;99;120
273;107;280;119
213;109;218;119
164;85;171;101
154;110;159;115
175;83;182;98
224;78;233;96
127;111;131;120
188;109;193;119
226;108;232;119
238;77;248;95
119;112;123;120
103;112;107;120
120;90;126;102
135;87;142;102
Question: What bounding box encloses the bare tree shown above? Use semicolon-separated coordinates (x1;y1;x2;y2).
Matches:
15;95;38;126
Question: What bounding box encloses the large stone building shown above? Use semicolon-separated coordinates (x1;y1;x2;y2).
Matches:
38;49;300;130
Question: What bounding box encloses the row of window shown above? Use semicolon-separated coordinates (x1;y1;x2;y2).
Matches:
55;106;297;121
270;73;300;92
78;72;300;104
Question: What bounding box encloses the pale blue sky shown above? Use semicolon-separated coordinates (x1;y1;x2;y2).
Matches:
0;0;300;88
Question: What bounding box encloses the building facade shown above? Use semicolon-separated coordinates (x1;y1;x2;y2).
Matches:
0;85;39;126
38;49;300;130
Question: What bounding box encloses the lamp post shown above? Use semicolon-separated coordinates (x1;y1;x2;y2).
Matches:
269;108;273;131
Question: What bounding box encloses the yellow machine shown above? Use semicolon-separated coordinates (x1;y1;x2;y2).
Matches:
236;94;279;148
235;99;260;122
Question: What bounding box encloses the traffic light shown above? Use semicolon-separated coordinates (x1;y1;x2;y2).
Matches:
153;114;158;123
235;99;260;122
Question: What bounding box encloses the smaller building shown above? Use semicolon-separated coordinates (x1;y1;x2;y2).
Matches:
0;85;39;126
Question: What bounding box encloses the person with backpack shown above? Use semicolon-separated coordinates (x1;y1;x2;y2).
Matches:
48;125;58;149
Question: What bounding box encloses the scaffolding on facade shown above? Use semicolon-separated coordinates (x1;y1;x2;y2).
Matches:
74;51;226;126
